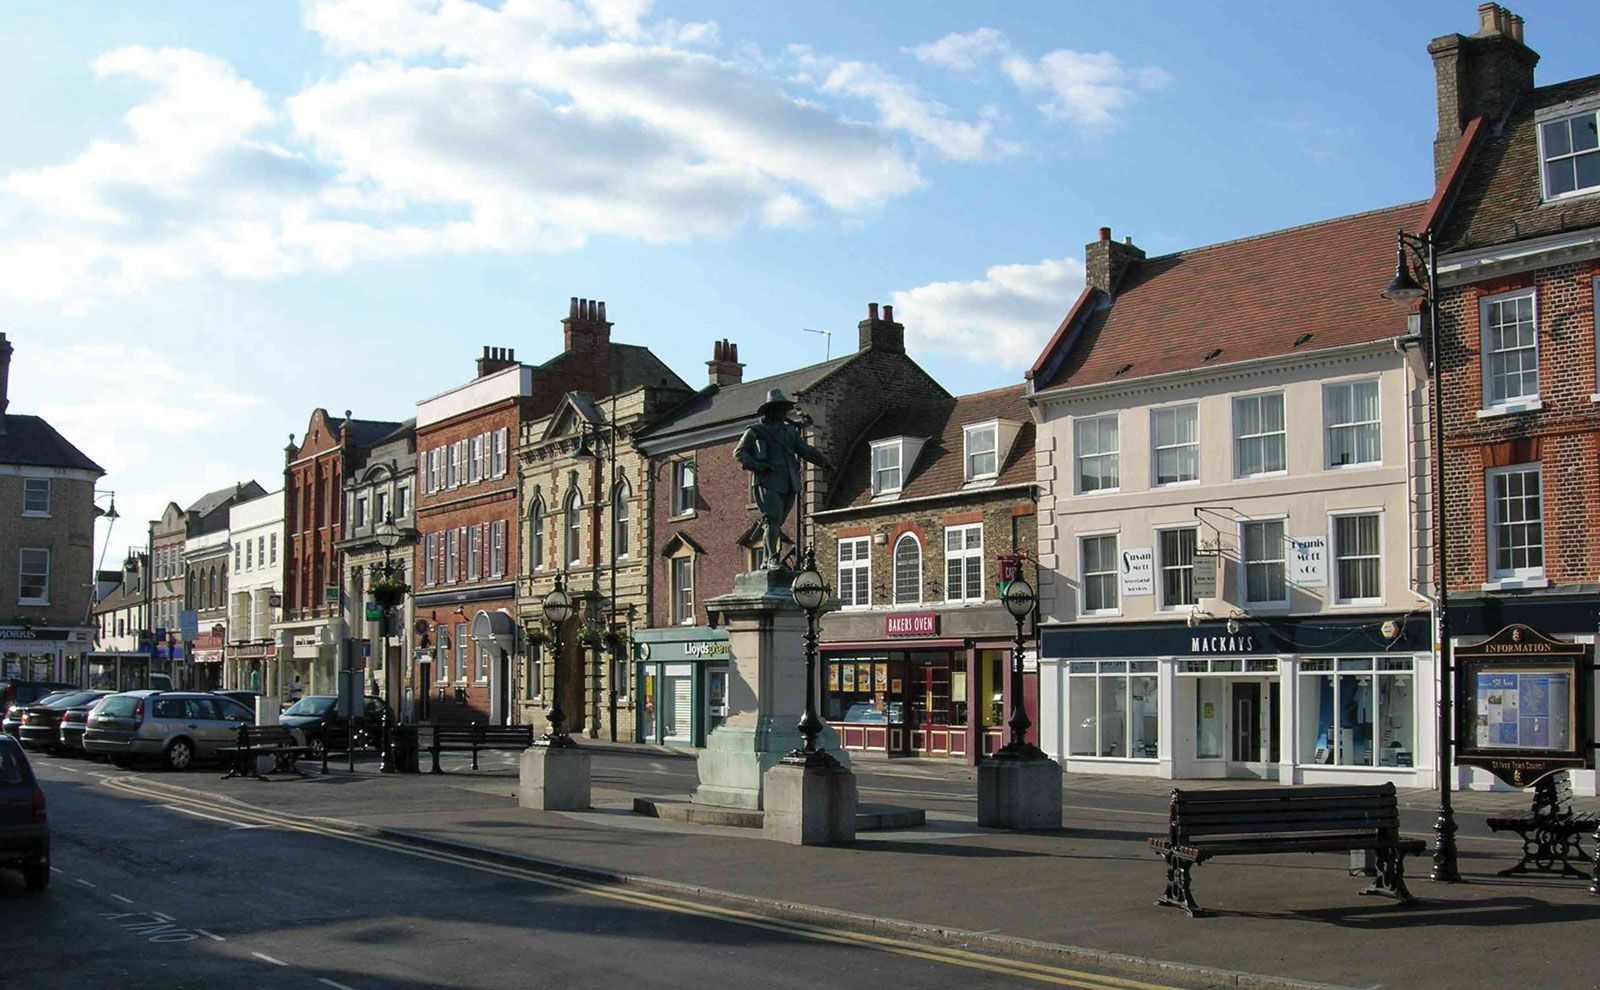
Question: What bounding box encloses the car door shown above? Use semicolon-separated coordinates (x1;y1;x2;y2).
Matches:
185;698;236;758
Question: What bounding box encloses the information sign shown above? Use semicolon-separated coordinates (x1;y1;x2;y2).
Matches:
1455;624;1593;786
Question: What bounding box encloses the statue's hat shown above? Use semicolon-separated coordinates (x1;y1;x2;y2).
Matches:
758;388;796;415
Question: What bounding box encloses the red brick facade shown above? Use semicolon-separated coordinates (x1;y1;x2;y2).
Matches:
284;410;348;620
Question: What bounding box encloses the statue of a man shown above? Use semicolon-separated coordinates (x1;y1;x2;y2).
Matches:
735;389;832;570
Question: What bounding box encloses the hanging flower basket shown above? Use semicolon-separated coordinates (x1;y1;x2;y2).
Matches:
576;624;604;649
602;628;629;652
370;577;410;610
525;625;551;649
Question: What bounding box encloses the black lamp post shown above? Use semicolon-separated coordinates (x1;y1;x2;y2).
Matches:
1381;227;1459;883
782;546;835;768
372;514;404;772
994;574;1046;760
540;574;576;748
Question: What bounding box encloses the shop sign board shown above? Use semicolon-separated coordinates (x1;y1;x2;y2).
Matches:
1289;535;1327;587
0;626;73;641
684;641;731;657
1119;547;1153;597
1191;552;1217;598
178;610;200;640
885;613;938;637
292;633;323;659
1454;624;1593;787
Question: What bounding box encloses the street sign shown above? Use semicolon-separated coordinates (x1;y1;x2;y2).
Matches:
268;594;283;609
178;610;199;641
365;602;383;622
324;585;340;605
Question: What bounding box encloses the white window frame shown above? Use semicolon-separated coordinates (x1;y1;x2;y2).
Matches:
18;547;49;605
1329;509;1385;606
892;532;922;606
565;491;583;565
1232;391;1287;479
529;498;546;572
943;523;984;604
870;440;904;496
1486;463;1546;584
963;422;998;483
1150;403;1198;487
612;481;631;560
1238;516;1289;609
1536;103;1600;203
672;556;695;625
672;460;697;517
354;496;367;528
1074;414;1120;495
1155;523;1199;612
1078;530;1120;617
837;536;872;608
424;532;437;586
1478;287;1541;416
21;478;51;517
1323;377;1382;469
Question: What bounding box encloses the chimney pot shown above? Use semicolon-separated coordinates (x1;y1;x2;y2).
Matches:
1099;226;1112;242
868;302;879;321
569;296;579;318
0;331;11;427
883;304;894;322
1509;13;1523;41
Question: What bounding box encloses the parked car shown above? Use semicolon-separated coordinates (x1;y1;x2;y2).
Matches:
57;696;111;756
3;689;75;740
0;735;48;890
18;692;110;752
277;695;391;758
83;691;256;770
1;683;75;738
213;690;264;714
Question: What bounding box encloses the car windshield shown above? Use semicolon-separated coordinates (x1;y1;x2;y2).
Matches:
97;696;141;718
285;697;336;716
43;692;97;709
0;744;29;785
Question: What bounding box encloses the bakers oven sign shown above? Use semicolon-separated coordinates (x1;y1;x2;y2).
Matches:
886;613;938;637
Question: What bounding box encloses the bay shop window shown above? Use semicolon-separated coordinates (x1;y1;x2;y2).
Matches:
1067;661;1159;759
1298;657;1415;768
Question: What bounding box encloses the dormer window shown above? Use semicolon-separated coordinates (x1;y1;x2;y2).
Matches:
871;441;903;495
964;423;998;482
1539;107;1600;200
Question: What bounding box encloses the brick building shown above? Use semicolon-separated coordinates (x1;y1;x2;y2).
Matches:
275;409;402;700
148;502;188;676
811;385;1038;764
1422;4;1600;792
631;304;947;748
92;553;149;657
0;332;105;685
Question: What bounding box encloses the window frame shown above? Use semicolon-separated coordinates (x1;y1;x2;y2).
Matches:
1536;104;1600;203
837;536;872;609
1155;523;1199;612
1238;516;1289;609
963;422;999;483
612;480;631;560
21;478;51;517
1329;509;1385;606
870;440;904;496
1478;287;1541;414
671;460;697;517
564;491;583;566
1486;463;1546;583
529;498;546;572
1074;413;1120;495
671;556;695;625
943;523;985;604
1149;403;1199;487
18;547;49;605
1232;390;1287;479
1078;530;1121;617
1322;377;1382;469
891;532;922;606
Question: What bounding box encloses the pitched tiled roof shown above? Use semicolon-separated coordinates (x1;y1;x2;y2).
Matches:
1034;202;1424;392
827;385;1034;509
1437;73;1600;251
335;417;406;448
641;354;856;439
0;414;104;473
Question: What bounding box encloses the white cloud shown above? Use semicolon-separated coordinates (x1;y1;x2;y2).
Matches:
890;256;1085;366
1004;49;1171;127
903;27;1009;74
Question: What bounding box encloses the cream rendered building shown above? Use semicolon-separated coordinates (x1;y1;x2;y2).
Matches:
1029;207;1443;788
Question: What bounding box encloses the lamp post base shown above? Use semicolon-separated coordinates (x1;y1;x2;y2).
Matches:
762;760;857;846
977;754;1062;831
518;744;591;811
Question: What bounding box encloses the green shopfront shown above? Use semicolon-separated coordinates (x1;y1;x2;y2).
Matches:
632;627;730;748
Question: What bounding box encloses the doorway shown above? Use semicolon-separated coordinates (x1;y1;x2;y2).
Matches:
1227;679;1279;778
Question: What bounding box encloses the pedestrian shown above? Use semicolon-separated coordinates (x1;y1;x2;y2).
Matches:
289;673;303;702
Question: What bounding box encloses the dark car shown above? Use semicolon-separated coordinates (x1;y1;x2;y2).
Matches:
0;681;76;713
277;695;390;758
53;694;114;756
3;688;74;740
213;691;264;714
0;736;48;890
18;692;109;752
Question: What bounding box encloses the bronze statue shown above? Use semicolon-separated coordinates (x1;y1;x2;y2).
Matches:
735;389;832;570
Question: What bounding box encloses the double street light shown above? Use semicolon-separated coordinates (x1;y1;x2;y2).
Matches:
1381;227;1459;883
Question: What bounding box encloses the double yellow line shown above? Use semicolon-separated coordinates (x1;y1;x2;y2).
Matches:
103;775;1197;990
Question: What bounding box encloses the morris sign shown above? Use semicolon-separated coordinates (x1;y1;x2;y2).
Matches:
885;613;938;637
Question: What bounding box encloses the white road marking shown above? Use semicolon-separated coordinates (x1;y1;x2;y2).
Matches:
75;878;97;888
48;866;62;874
52;764;79;772
151;912;173;922
194;928;225;942
319;979;358;990
251;952;289;967
161;804;263;829
110;894;134;904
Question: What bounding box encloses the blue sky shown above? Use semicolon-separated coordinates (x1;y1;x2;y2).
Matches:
2;0;1597;552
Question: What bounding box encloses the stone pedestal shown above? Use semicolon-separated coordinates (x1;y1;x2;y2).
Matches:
763;761;858;845
692;570;849;811
976;755;1063;830
518;745;591;811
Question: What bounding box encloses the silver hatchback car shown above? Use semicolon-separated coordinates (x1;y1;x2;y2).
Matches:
83;691;255;770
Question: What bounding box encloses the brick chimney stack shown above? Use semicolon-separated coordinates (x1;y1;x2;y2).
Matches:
1085;226;1144;299
707;339;744;386
563;297;613;356
0;331;11;433
857;302;905;354
476;345;517;378
1429;3;1538;181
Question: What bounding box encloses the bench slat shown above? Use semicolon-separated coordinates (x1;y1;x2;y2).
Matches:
1168;783;1395;804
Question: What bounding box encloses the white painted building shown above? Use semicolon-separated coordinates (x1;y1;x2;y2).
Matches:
226;490;284;693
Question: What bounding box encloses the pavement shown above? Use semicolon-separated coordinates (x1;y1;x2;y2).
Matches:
12;741;1600;990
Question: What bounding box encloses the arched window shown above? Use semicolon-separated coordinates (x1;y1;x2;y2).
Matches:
612;478;631;560
207;569;217;608
893;533;922;605
565;491;583;565
529;497;546;572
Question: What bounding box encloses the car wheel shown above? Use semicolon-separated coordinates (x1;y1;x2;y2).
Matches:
307;735;326;760
23;856;49;891
164;738;195;772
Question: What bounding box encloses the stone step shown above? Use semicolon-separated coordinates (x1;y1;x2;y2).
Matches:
633;797;925;831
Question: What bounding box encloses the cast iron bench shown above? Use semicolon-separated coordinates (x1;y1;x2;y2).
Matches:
219;724;312;781
1148;783;1425;916
1485;770;1596;878
428;722;534;773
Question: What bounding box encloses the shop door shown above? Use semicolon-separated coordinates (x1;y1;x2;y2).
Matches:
1228;680;1279;779
908;662;953;755
660;664;693;743
1231;683;1261;762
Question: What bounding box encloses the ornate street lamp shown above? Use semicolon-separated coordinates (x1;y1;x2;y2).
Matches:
1381;227;1458;883
782;546;836;768
994;574;1046;760
371;514;405;772
540;574;576;748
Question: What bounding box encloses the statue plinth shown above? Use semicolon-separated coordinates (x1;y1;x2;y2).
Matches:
692;569;850;811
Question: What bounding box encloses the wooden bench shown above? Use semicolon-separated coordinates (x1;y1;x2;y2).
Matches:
1486;770;1596;878
1148;783;1425;916
428;722;534;773
219;724;312;781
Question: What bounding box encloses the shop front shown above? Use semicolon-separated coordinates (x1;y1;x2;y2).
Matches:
1038;614;1434;787
273;620;337;700
819;606;1034;765
191;630;225;691
1;625;92;686
225;641;276;694
631;627;730;748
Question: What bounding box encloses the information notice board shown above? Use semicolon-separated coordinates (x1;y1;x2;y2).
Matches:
1455;624;1592;787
